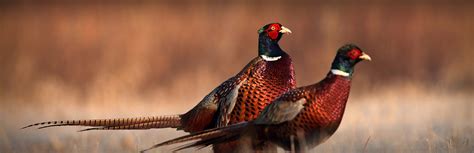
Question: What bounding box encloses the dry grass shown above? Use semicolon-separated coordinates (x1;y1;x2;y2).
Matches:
2;84;472;153
0;1;473;153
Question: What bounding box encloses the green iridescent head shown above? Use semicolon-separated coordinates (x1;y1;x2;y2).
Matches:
330;44;371;77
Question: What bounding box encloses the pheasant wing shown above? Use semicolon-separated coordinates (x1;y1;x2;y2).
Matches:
254;91;307;125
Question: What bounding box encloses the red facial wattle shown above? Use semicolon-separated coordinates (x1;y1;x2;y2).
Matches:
266;24;281;40
347;49;362;60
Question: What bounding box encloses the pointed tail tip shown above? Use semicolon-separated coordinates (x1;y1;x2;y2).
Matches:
141;144;162;153
140;148;150;153
77;129;89;132
21;124;39;129
77;127;99;132
37;125;51;129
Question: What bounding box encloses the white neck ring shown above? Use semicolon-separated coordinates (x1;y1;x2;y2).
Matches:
261;55;282;61
331;69;350;77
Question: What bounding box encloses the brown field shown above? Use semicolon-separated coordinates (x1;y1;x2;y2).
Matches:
0;1;473;153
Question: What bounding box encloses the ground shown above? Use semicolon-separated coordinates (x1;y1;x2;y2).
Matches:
2;84;472;153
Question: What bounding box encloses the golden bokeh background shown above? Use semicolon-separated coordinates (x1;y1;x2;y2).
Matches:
0;1;473;152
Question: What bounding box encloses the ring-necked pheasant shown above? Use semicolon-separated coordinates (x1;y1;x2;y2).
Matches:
23;23;296;152
142;44;371;153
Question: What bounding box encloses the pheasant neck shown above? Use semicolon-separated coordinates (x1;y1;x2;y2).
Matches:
316;74;351;124
262;54;296;88
330;56;356;78
258;36;284;61
330;69;350;77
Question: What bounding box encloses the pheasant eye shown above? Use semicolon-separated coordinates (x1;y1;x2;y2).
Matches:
270;26;276;30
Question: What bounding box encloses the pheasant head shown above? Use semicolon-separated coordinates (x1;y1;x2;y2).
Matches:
330;44;371;77
258;23;292;61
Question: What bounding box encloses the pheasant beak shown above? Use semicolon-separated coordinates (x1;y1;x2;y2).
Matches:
359;52;372;61
279;26;292;34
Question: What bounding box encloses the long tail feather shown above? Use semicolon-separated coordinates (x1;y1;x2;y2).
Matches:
78;120;181;132
141;122;249;153
22;115;182;130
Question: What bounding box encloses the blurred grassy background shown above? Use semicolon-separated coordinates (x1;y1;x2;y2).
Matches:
0;1;473;153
